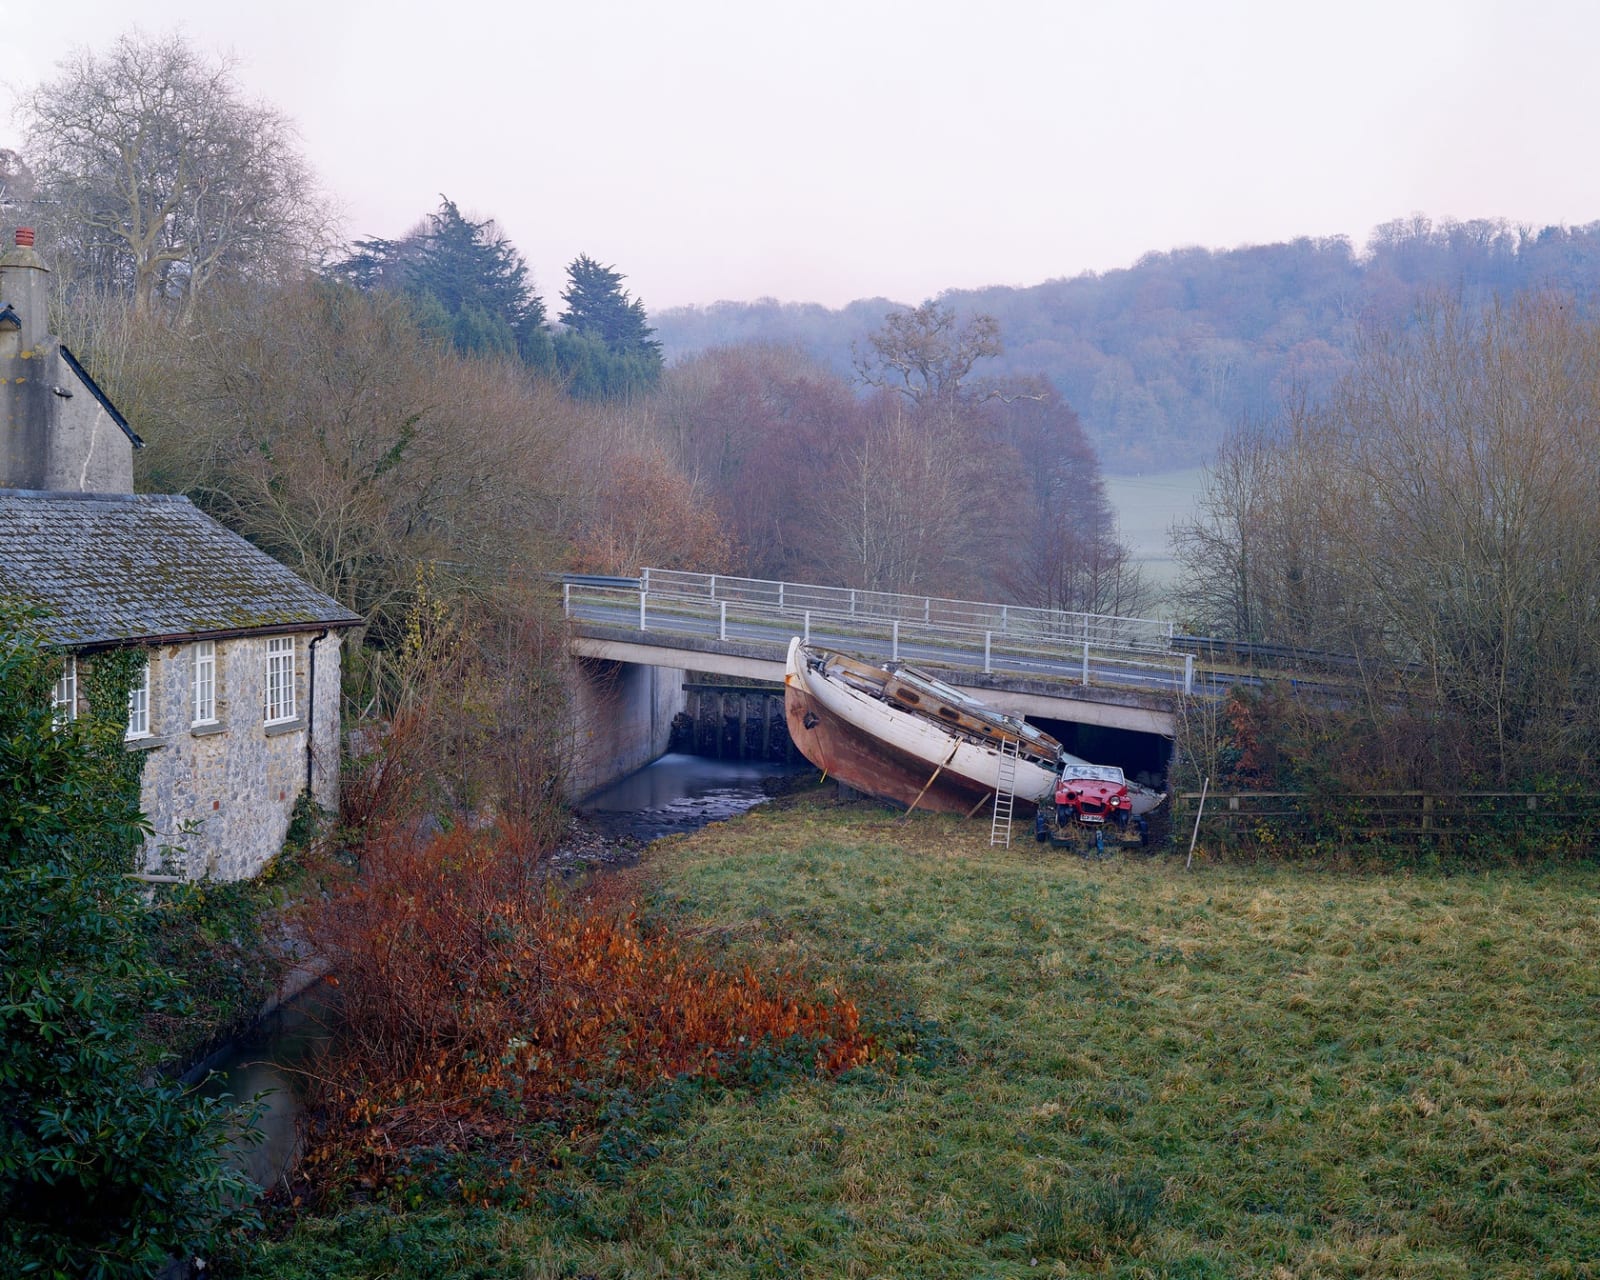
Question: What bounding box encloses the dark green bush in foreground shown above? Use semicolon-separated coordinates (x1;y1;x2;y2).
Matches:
0;612;259;1278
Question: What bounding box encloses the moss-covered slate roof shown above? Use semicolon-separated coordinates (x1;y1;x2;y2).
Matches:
0;489;363;648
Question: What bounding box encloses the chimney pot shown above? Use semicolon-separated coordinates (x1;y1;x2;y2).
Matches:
15;228;35;248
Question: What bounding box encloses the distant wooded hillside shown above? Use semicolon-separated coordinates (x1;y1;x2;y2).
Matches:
653;217;1600;471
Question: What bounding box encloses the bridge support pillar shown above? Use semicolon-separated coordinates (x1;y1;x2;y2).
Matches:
568;657;687;801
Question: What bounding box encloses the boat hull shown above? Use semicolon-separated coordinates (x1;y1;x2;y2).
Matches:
784;639;1057;815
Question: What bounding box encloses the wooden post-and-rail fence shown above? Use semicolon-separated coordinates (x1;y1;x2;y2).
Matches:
1171;789;1600;850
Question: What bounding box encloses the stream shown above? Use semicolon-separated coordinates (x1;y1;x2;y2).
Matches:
202;750;807;1193
576;751;809;844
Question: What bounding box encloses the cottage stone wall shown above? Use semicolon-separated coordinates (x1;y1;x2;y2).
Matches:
130;631;343;880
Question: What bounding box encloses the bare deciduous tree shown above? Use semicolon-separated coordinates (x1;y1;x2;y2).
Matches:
0;148;36;214
1175;293;1600;786
817;400;1014;596
1171;405;1353;649
134;279;575;632
566;441;734;576
853;301;1002;417
989;378;1148;616
23;32;331;317
655;344;863;580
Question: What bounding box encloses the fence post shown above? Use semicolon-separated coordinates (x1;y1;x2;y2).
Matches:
924;597;930;623
1184;653;1194;695
984;631;992;674
719;600;727;641
563;582;571;617
1081;639;1090;686
1185;777;1210;871
640;591;648;631
778;582;785;610
892;620;900;662
804;610;811;644
709;573;717;600
850;589;856;616
641;567;650;594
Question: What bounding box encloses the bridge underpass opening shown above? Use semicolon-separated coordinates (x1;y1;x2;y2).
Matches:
671;681;797;763
672;677;1171;793
1031;717;1172;792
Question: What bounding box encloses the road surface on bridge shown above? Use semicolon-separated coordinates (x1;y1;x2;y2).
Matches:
563;592;1241;701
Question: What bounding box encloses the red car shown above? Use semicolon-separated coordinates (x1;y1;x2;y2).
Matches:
1055;763;1133;826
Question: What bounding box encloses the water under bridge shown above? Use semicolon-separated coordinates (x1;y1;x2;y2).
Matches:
562;569;1212;795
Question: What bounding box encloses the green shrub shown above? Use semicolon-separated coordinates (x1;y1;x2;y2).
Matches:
0;609;260;1277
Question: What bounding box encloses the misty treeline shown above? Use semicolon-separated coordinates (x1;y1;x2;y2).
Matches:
657;217;1600;472
1171;293;1600;800
2;32;1139;823
662;304;1141;611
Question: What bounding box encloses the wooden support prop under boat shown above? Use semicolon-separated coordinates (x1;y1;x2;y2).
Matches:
901;741;961;820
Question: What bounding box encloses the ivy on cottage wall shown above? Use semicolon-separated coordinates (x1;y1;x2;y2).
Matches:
80;645;152;811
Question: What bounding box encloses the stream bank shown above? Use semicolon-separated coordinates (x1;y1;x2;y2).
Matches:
204;750;810;1194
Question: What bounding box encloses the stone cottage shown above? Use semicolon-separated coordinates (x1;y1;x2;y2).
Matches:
0;228;362;879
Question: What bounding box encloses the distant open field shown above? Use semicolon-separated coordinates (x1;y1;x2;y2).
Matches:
251;792;1600;1279
1102;468;1209;602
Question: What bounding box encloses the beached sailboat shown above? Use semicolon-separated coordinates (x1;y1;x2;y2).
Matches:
783;638;1166;819
783;638;1065;815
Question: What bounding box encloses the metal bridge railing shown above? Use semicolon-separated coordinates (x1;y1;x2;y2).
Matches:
638;568;1176;655
562;577;1196;695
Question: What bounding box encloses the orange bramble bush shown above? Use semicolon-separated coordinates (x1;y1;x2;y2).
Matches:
293;822;871;1201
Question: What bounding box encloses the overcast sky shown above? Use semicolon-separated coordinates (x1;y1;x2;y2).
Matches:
2;0;1596;313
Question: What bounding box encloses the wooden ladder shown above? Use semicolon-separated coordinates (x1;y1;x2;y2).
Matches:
990;738;1020;848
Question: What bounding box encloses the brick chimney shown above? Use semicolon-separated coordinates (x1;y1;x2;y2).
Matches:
0;228;137;492
0;226;50;354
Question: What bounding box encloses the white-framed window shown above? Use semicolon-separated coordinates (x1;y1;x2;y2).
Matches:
192;640;217;725
126;658;151;740
52;656;77;727
264;637;296;724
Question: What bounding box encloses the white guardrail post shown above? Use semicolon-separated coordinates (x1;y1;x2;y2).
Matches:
804;610;811;644
1081;640;1090;686
984;631;992;673
1184;653;1194;695
640;591;648;631
563;582;570;616
719;600;727;641
892;620;900;661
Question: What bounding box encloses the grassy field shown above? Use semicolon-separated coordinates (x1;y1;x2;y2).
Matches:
1102;468;1209;599
247;791;1600;1278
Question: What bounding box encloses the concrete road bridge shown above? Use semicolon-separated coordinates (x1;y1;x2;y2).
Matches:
561;569;1219;794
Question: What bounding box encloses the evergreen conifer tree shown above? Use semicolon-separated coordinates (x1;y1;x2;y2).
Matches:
556;254;662;396
328;197;548;362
